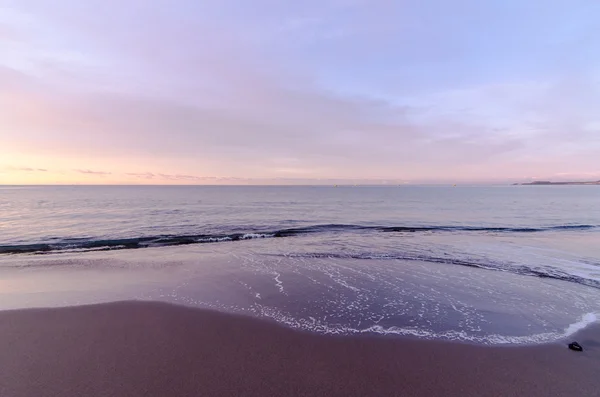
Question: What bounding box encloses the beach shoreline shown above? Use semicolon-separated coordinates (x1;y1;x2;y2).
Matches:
2;300;599;397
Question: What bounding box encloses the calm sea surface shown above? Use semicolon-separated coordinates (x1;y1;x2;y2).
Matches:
1;185;599;344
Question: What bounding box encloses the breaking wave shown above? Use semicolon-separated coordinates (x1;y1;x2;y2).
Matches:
0;223;596;255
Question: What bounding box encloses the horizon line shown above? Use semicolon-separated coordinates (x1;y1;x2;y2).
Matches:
0;182;534;187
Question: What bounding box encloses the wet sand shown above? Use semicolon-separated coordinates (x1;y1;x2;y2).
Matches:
1;301;599;397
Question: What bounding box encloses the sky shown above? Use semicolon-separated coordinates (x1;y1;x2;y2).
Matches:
1;0;599;185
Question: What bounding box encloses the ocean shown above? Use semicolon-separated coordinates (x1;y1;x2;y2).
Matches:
1;185;599;344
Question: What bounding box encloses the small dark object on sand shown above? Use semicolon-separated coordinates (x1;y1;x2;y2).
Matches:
568;342;583;352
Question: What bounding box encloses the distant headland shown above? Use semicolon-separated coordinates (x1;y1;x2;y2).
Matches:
515;180;600;186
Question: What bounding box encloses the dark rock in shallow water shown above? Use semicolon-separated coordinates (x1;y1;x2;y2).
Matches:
568;342;583;352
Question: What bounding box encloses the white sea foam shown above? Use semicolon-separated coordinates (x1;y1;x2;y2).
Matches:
564;312;598;337
197;237;232;243
252;303;600;346
354;324;562;345
241;233;273;239
274;273;285;293
346;311;600;345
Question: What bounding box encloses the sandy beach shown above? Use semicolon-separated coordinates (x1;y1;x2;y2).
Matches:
1;301;599;397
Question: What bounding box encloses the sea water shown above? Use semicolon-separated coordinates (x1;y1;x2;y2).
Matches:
1;185;599;344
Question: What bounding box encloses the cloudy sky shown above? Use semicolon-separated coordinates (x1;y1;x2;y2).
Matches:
1;0;599;184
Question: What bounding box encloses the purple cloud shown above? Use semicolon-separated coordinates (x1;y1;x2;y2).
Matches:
74;169;112;176
125;172;155;179
3;166;48;172
1;0;598;183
